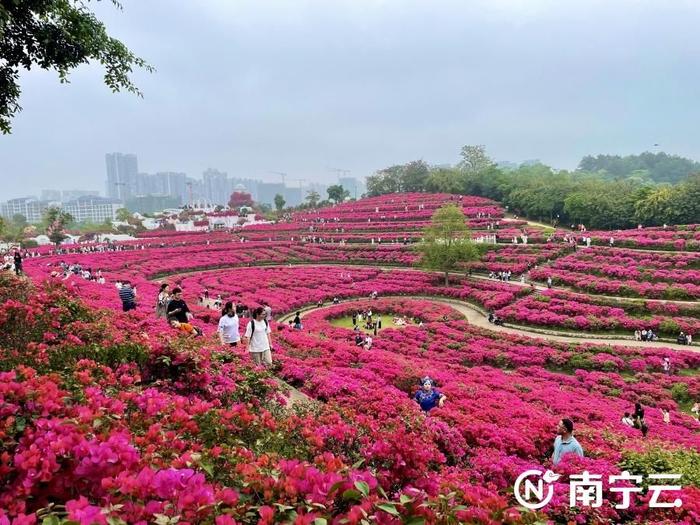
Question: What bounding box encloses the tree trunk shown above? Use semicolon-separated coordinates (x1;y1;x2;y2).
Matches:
444;271;449;286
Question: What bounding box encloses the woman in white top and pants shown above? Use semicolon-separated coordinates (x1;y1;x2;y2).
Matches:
218;302;241;347
244;306;273;365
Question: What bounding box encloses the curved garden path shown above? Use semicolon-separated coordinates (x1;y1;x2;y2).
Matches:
278;295;699;353
176;263;697;352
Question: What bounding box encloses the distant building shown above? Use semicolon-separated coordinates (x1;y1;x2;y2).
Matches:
62;190;100;202
202;168;230;205
105;153;139;200
0;198;51;223
61;196;123;223
282;186;302;207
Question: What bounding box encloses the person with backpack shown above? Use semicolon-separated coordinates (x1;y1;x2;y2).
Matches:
244;306;273;366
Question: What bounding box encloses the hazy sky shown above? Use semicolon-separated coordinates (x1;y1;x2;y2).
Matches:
2;0;700;199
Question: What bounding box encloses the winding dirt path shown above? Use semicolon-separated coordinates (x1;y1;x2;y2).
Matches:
281;295;699;353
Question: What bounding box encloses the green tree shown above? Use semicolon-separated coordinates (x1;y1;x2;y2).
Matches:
0;0;153;134
457;145;494;174
672;174;700;224
327;184;350;203
366;165;403;196
417;204;483;285
0;217;5;238
402;160;430;192
425;167;464;194
634;186;674;225
305;190;320;208
12;214;27;229
274;193;286;212
115;208;132;222
43;207;73;246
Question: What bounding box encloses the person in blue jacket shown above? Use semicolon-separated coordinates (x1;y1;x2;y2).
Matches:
414;377;446;412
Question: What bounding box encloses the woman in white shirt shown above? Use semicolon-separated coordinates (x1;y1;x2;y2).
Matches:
244;306;273;365
218;301;241;347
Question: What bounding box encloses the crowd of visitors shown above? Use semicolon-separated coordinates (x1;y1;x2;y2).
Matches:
633;329;659;342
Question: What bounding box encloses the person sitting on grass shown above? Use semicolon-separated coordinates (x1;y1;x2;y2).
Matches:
414;377;446;412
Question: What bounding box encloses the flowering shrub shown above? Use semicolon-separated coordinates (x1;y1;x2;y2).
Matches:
496;289;700;335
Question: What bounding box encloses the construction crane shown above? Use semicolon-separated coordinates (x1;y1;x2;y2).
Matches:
269;171;287;185
328;167;350;182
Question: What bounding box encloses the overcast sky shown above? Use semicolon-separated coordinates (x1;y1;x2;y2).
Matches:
2;0;700;199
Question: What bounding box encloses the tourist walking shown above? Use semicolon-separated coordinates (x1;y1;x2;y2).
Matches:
155;283;170;318
13;251;22;276
244;306;273;366
551;419;584;466
663;357;672;375
218;301;241;347
118;281;137;312
414;377;446;412
262;301;273;322
293;311;302;330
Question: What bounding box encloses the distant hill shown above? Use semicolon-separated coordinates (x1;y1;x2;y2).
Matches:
577;151;700;184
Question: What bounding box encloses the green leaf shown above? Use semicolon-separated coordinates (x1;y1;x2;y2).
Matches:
200;462;214;477
404;517;425;525
376;503;400;516
399;494;413;505
42;517;60;525
354;480;370;497
313;519;328;525
342;489;361;501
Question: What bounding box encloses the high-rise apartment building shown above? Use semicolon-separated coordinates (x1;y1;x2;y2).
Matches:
105;153;138;200
0;198;51;223
202;168;230;205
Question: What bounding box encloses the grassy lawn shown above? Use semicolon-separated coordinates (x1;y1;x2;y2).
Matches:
329;314;415;333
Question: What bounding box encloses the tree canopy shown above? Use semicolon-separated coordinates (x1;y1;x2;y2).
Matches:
0;0;152;133
327;184;350;203
43;207;73;246
366;145;700;229
417;204;483;285
228;191;254;209
274;193;286;212
578;152;700;184
305;191;321;208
